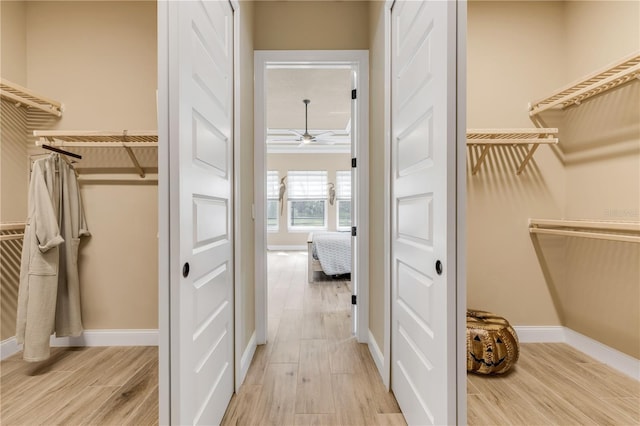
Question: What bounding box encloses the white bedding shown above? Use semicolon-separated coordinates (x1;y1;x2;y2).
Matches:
312;232;351;275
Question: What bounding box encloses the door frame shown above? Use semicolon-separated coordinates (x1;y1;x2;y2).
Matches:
158;2;169;422
455;1;468;421
253;50;370;344
382;0;467;421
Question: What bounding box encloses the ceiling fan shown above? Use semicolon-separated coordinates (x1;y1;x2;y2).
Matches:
288;99;334;145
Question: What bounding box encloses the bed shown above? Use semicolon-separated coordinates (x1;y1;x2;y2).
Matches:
307;232;352;282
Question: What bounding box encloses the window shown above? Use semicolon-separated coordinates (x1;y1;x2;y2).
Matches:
336;171;351;230
287;171;328;230
266;171;279;232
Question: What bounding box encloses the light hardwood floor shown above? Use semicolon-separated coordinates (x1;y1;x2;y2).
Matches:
0;346;158;425
222;251;406;426
1;251;638;425
224;251;640;426
468;342;640;425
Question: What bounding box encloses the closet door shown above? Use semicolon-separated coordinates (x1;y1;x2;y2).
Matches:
390;0;460;425
165;1;234;425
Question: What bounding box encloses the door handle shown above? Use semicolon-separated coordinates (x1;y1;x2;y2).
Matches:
435;260;443;275
183;262;190;278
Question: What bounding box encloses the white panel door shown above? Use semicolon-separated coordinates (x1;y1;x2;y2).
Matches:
391;0;459;425
168;1;234;425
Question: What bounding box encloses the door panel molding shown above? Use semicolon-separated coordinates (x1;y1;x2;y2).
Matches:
390;1;465;424
159;1;235;424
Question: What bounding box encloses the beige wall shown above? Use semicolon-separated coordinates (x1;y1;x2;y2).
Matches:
1;0;29;341
0;100;28;340
0;0;29;224
564;1;640;82
267;153;351;247
26;1;157;130
469;1;640;358
0;0;27;85
24;1;158;331
467;1;566;326
238;1;256;352
0;226;23;340
559;0;640;358
254;1;369;50
367;0;385;354
78;183;158;329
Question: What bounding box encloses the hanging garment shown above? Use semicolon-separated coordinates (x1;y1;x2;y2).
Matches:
16;154;90;361
55;157;90;337
16;156;64;362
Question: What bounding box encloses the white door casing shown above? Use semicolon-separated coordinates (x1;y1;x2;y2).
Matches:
350;68;358;336
253;50;369;344
391;0;459;425
165;1;235;424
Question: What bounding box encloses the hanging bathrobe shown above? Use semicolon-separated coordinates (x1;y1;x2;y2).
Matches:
16;156;63;362
16;154;89;361
56;156;90;337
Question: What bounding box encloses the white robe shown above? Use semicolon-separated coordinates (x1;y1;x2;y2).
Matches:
16;155;89;361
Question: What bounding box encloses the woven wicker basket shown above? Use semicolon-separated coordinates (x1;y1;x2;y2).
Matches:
466;310;519;375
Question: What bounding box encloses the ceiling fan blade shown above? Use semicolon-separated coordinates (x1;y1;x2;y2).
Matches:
270;140;301;144
313;139;336;145
313;131;335;139
269;136;300;141
288;130;304;138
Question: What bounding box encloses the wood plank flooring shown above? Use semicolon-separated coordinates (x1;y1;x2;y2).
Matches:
1;250;638;425
1;345;158;425
468;342;640;425
225;251;640;426
221;251;406;426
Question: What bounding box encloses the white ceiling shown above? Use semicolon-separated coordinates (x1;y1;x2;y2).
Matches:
265;67;352;153
266;68;352;131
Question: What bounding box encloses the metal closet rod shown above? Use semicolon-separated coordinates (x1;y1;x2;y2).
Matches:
41;144;82;160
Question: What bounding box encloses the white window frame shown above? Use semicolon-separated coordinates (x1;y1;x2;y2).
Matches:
287;199;328;232
286;170;328;232
336;170;351;231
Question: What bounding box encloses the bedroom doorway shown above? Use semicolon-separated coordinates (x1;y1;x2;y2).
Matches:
254;51;370;346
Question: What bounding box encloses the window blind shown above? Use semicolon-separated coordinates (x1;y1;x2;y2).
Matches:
267;171;279;199
288;171;328;199
336;171;351;199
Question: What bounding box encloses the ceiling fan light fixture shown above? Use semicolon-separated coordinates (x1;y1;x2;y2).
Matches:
284;98;336;147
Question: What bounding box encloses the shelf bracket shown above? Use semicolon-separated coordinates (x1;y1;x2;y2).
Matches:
516;143;540;175
472;145;491;175
121;131;146;178
124;146;145;178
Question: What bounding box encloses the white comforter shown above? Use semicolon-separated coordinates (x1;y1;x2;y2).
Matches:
312;232;351;275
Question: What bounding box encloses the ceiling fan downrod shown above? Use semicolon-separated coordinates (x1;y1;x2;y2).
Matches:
302;99;313;143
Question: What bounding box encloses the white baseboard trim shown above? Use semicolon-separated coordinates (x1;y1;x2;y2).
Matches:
512;325;639;381
368;329;384;379
2;329;158;360
1;337;20;360
564;328;640;381
267;245;306;251
513;325;565;343
50;329;159;347
239;331;257;386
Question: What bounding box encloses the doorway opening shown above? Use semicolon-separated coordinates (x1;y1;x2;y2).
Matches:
265;66;354;339
253;51;369;345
